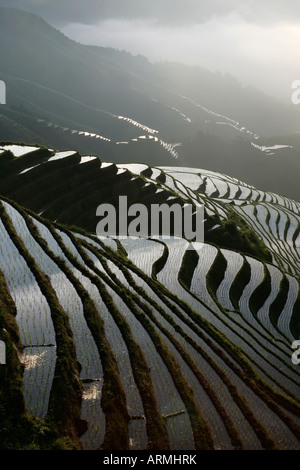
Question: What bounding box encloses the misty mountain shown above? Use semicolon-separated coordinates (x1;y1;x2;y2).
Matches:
0;7;299;199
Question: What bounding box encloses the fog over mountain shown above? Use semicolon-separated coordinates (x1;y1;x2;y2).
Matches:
1;0;300;25
1;0;300;101
0;6;299;200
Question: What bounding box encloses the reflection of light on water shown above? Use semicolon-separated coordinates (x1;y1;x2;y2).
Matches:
129;438;137;448
21;351;47;369
83;384;102;400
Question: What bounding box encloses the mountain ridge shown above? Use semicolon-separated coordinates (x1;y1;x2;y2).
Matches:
1;7;300;200
0;7;299;451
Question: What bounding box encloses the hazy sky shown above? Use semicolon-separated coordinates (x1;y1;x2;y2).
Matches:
1;0;300;101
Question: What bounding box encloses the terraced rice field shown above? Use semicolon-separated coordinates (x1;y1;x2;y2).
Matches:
0;145;299;450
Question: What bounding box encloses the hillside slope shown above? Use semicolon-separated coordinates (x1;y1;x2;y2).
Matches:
0;7;300;199
0;144;299;450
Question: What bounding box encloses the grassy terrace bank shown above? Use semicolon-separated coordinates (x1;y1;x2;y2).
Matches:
204;252;299;389
101;243;291;449
79;245;214;450
0;194;299;450
93;236;300;418
96;251;243;450
13;203;170;450
4;202;131;450
76;234;300;448
0;203;83;449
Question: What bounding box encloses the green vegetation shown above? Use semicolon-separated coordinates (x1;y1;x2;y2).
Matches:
0;270;78;450
206;209;272;263
0;136;299;451
229;258;252;311
12;204;131;450
206;250;227;294
269;275;290;334
0;203;84;449
152;241;169;278
69;238;171;450
249;265;272;315
178;248;199;290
